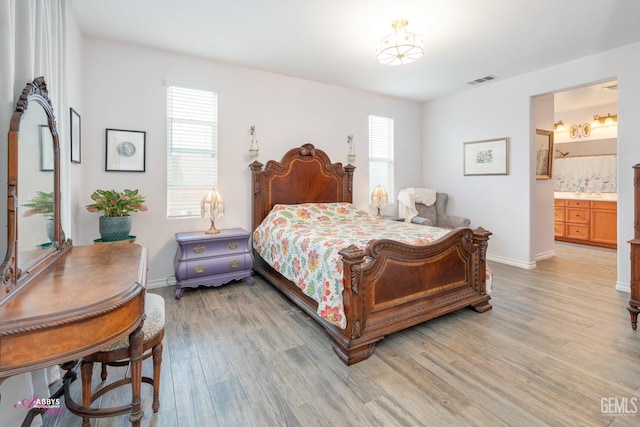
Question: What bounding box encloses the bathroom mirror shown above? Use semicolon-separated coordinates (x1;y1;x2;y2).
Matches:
0;77;71;300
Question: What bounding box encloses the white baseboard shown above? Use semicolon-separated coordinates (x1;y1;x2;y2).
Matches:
148;277;175;289
535;249;556;262
616;281;630;293
487;254;536;269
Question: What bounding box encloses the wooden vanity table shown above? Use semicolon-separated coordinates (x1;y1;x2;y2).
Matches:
0;77;149;426
0;243;148;424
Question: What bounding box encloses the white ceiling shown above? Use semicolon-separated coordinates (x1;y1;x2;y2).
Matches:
69;0;640;104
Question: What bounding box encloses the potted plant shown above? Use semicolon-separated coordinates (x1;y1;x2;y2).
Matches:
86;189;147;242
23;191;55;241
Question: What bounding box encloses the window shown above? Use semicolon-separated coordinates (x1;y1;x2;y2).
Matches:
368;115;395;201
167;85;218;218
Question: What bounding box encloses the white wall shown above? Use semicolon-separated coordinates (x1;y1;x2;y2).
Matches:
422;41;640;290
78;38;423;284
533;93;556;260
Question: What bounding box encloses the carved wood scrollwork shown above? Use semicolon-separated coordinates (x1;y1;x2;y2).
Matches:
299;143;316;156
350;320;361;340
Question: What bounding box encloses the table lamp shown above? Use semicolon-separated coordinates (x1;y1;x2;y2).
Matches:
201;187;224;234
371;185;388;219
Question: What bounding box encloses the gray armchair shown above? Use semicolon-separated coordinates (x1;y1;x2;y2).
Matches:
411;192;470;229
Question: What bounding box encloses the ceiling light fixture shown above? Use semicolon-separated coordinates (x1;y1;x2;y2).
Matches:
376;19;424;66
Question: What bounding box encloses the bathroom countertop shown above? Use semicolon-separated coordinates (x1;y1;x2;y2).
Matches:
554;191;617;202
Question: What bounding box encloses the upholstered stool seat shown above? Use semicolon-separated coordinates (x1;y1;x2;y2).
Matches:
64;293;165;427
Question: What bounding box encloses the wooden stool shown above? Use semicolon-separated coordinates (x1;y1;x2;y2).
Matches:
64;293;165;426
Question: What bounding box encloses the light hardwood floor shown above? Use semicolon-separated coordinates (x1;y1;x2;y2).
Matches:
43;243;640;427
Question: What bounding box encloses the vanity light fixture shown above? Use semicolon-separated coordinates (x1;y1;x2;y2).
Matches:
554;120;565;131
371;185;389;219
347;135;355;163
592;113;617;127
201;187;224;234
249;125;259;158
376;19;424;65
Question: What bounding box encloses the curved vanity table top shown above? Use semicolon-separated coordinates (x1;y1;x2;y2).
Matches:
554;191;617;202
0;243;148;378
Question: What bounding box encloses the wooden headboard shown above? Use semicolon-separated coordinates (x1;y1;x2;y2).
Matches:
250;144;355;231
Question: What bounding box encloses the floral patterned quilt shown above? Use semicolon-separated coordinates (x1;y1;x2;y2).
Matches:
252;203;451;328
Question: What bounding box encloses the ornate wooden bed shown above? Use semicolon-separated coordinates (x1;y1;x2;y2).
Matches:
250;144;492;365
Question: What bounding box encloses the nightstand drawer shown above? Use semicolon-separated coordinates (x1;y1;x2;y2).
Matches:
181;237;250;260
175;229;251;261
177;253;253;281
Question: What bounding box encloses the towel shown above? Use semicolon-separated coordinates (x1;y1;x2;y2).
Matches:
397;188;436;222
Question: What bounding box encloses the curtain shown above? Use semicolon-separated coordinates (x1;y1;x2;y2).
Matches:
0;1;67;426
553;155;617;193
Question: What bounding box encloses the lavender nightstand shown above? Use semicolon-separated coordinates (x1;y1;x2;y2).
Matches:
174;228;254;299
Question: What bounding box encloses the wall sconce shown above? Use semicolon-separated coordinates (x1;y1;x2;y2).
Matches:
554;120;565;131
249;125;259;157
371;185;388;219
347;135;355;163
201;187;224;234
592;113;617;127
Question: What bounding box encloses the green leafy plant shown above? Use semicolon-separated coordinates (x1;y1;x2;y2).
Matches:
23;191;54;218
86;189;147;217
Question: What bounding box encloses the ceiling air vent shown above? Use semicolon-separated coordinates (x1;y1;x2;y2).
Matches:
603;84;618;91
467;75;498;86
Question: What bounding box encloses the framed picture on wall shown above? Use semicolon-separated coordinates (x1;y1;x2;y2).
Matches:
535;129;554;180
463;137;509;176
105;129;146;172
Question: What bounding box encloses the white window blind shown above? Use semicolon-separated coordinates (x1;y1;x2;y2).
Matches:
167;86;218;218
368;115;395;201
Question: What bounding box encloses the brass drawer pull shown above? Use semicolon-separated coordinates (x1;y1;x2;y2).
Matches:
228;242;239;250
193;245;205;254
229;260;240;268
193;265;206;274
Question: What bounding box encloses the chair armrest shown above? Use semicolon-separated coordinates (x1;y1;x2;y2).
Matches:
411;216;433;226
439;215;471;229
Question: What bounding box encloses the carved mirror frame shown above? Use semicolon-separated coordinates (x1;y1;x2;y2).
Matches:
1;77;71;299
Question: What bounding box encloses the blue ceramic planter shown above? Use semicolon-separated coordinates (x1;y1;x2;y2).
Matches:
99;216;132;242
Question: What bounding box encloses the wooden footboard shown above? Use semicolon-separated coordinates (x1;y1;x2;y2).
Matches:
335;226;491;364
252;226;491;365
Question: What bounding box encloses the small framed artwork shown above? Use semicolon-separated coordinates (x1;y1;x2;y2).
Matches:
70;108;81;163
535;129;554;180
39;124;54;171
105;129;146;172
570;124;579;138
582;123;591;137
463;137;509;176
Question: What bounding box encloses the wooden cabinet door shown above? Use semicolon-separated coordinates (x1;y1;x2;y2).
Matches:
590;202;617;247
